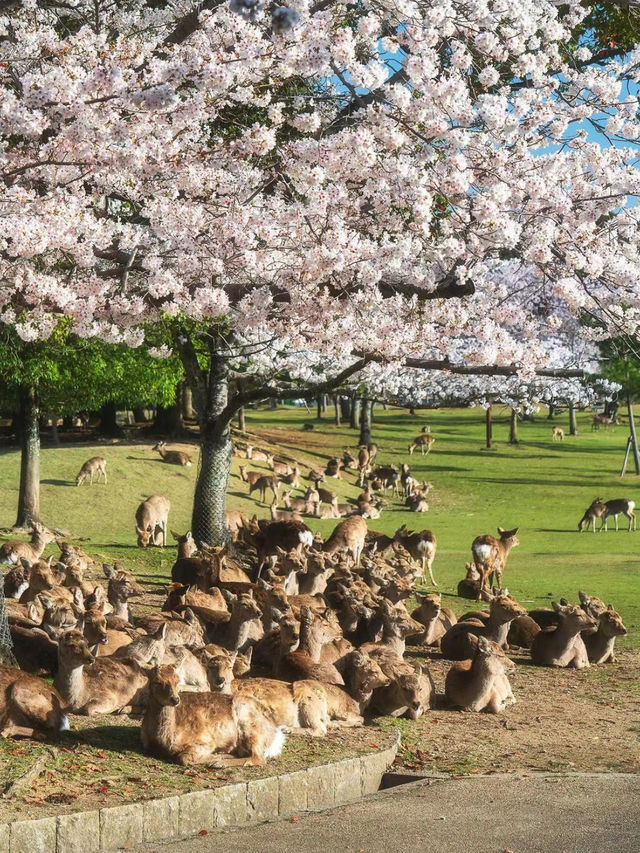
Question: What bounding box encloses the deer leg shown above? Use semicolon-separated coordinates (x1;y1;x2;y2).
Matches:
425;555;437;587
89;472;94;485
615;515;619;532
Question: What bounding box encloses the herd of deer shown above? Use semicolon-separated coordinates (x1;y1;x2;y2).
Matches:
0;427;629;769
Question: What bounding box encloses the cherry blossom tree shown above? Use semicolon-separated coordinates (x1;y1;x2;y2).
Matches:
2;1;640;543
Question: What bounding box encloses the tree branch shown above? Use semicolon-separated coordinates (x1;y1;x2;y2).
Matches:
173;329;208;422
355;353;586;378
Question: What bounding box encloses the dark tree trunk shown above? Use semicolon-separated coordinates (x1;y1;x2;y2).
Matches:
569;403;578;436
340;396;351;419
62;415;74;430
509;408;518;444
409;407;416;416
547;403;555;419
485;406;492;449
154;403;182;437
98;401;124;437
15;385;40;529
238;406;246;432
316;397;323;420
269;398;278;410
191;340;233;547
359;398;372;446
49;414;60;447
627;394;640;475
334;396;341;426
182;382;196;420
350;395;361;429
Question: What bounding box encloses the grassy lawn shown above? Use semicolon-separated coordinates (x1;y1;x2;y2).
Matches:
4;403;637;645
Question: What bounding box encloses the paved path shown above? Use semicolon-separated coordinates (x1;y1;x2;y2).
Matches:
140;773;640;853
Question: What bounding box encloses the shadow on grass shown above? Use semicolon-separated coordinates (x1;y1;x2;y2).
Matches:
41;478;74;487
67;724;146;756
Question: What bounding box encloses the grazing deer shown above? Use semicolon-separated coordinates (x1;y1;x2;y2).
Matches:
584;606;627;664
142;664;286;766
135;495;170;547
471;526;519;593
171;530;197;558
0;523;56;565
0;667;69;737
600;498;636;532
552;426;564;441
55;630;149;714
152;441;192;466
322;516;368;566
445;635;516;713
75;456;108;485
440;591;526;660
530;602;597;669
393;525;437;586
408;434;434;456
578;498;606;533
591;414;619;431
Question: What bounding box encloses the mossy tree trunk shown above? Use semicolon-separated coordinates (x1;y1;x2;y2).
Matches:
15;385;40;529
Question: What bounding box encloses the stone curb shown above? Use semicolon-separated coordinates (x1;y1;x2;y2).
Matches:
1;734;399;852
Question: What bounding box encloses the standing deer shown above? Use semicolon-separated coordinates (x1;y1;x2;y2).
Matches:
239;466;280;503
322;516;368;566
393;526;437;586
408;434;435;456
578;498;606;533
552;426;564;441
75;456;107;485
152;442;192;466
600;498;636;532
591;414;619;431
135;495;170;548
471;526;519;594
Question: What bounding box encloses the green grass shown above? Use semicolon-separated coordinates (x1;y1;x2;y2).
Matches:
1;404;639;647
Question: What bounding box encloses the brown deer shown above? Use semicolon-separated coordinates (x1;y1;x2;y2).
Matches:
367;650;432;720
141;664;285;766
552;426;565;441
324;458;342;478
282;490;312;514
3;562;30;599
393;525;437;585
410;593;457;646
54;630;150;714
591;414;619;431
210;591;263;653
255;520;314;576
152;441;192;466
271;499;303;523
600;498;636;532
245;446;272;463
239;466;280;503
457;562;482;599
530;602;597;669
103;563;144;622
0;667;69;737
440;591;526;660
75;456;107;485
361;600;424;657
583;606;627;664
408;434;434;456
471;526;519;593
171;530;197;559
275;607;344;685
135;495;170;547
445;635;516;713
225;509;250;539
578;498;606;533
322;516;368;566
0;523;56;565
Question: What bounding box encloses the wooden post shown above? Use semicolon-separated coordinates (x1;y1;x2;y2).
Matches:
627;394;640;475
334;395;341;426
569;403;578;436
485;406;492;449
509;408;518;444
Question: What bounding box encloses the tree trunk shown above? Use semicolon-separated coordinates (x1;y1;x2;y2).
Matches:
485;406;492;449
0;579;17;667
334;396;341;426
182;382;196;420
316;397;323;420
359;398;372;446
350;395;360;429
191;341;233;547
237;406;246;432
547;403;555;420
49;414;60;447
15;385;40;529
340;396;351;419
569;403;578;436
627;394;640;475
133;406;150;423
321;395;327;414
409;407;416;416
98;401;124;437
509;408;518;444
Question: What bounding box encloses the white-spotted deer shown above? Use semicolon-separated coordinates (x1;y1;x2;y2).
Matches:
393;525;437;586
471;526;519;594
408;434;434;456
135;495;170;548
75;456;107;485
152;442;192;466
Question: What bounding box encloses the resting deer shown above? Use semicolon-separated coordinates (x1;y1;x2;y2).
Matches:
171;530;197;559
0;667;69;737
584;606;627;664
394;525;437;585
255;519;313;576
457;562;482;599
471;526;519;594
141;664;285;766
275;606;344;685
530;602;597;669
445;635;516;713
0;523;56;565
600;498;636;532
225;509;250;540
55;630;150;714
3;562;30;599
408;434;434;456
578;498;606;533
152;441;192;466
103;563;144;622
246;446;272;463
322;516;368;566
75;456;107;485
135;495;170;547
410;593;457;646
210;591;263;653
441;590;526;660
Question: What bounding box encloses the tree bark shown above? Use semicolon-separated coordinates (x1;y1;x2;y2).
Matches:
316;397;323;420
340;396;351;420
485;406;492;449
547;403;555;420
509;408;518;444
350;395;361;429
15;385;40;529
237;406;246;432
334;395;341;426
191;339;233;547
49;414;60;447
359;398;372;446
182;382;196;420
627;394;640;475
98;401;125;437
569;403;578;436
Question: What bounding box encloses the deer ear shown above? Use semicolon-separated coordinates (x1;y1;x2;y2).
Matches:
497;526;505;535
552;601;563;613
477;635;491;652
183;608;195;624
228;651;238;664
559;597;569;606
20;557;32;572
171;530;180;541
103;563;116;579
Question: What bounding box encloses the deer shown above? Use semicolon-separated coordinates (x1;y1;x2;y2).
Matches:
142;664;286;766
583;606;627;664
322;516;368;566
552;426;564;441
270;500;303;522
0;523;56;565
445;635;516;714
530;602;597;669
54;629;150;714
225;509;250;540
361;600;424;658
600;498;636;532
282;490;312;514
591;414;619;431
269;458;293;477
393;525;437;586
135;495;170;547
279;466;300;489
171;530;197;559
370;660;432;720
342;450;357;470
324;458;342;478
255;519;314;576
578;498;606;533
0;667;69;738
245;446;272;463
410;593;457;646
440;590;526;660
471;526;519;594
210;591;263;653
239;466;280;503
103;563;144;623
3;562;30;599
408;434;434;456
75;456;107;485
275;607;344;685
152;441;192;466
